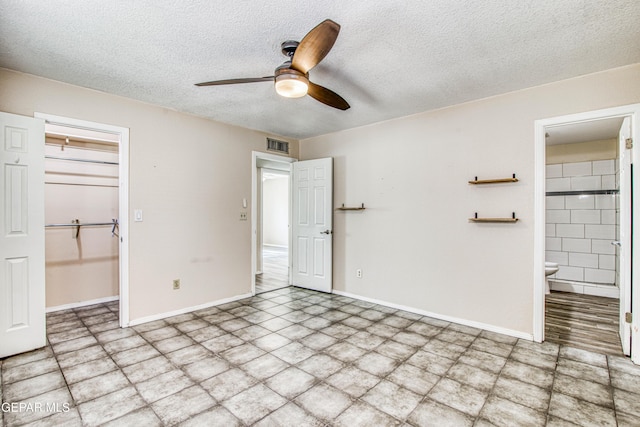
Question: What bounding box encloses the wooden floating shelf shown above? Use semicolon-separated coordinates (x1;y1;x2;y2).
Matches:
469;212;518;223
337;203;365;211
469;174;518;185
469;217;519;223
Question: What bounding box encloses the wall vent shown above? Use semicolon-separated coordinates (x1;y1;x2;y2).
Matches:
266;138;289;154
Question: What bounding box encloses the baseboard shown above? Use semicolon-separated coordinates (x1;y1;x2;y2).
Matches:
332;290;533;341
549;279;619;299
46;295;120;313
127;292;253;327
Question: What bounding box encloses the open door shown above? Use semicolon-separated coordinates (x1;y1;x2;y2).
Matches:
0;111;46;358
619;116;632;356
292;158;333;292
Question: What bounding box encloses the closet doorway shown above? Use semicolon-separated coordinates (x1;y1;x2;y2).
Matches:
37;113;129;326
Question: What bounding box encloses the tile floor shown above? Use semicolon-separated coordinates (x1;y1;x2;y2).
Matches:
1;287;640;426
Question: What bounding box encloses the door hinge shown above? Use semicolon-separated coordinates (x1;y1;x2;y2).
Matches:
625;312;632;323
626;138;633;149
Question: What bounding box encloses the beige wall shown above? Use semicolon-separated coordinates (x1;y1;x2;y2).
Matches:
0;68;298;322
300;64;640;336
546;139;617;164
262;173;289;247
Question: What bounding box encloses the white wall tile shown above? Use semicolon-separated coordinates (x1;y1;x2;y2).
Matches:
601;209;616;225
585;224;616;239
570;176;601;191
571;210;601;224
591;239;616;255
562;238;591;253
565;195;594;210
592;160;615;175
546;164;563;178
546;210;570;224
546;251;568;265
546;237;562;251
563;161;592;177
599;254;616;270
546;177;571;192
555;266;584;281
556;224;584;238
601;175;616;190
546;196;565;210
584;268;615;284
546;224;556;237
595;194;616;209
569;252;599;268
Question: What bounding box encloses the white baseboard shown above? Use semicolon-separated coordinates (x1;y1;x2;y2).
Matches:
549;279;619;298
46;295;120;313
332;290;533;341
127;292;253;327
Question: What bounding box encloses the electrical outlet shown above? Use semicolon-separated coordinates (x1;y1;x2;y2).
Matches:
173;279;180;290
356;269;362;278
239;211;248;221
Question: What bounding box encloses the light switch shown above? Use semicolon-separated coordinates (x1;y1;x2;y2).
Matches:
134;210;143;222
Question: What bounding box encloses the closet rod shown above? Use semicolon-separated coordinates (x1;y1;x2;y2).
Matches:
45;155;119;165
45;222;116;227
45;182;119;188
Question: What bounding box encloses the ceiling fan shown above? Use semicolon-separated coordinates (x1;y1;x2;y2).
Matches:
195;19;350;110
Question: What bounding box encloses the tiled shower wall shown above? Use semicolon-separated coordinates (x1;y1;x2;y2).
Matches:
545;159;619;287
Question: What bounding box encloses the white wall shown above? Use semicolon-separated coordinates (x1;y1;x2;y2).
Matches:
300;64;640;336
262;173;289;247
0;68;298;323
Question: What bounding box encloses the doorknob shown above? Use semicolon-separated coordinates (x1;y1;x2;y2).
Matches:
611;241;622;247
320;230;332;235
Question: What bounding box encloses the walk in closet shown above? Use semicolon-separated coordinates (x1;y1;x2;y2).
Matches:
44;124;120;309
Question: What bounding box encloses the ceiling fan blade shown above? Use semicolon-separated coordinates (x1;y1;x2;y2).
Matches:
195;76;274;86
307;82;350;110
291;19;340;74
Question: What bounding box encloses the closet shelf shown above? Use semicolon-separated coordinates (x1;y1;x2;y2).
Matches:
469;213;519;223
337;203;365;211
469;174;518;185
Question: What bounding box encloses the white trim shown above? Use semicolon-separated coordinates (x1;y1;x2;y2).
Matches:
533;104;640;361
46;296;120;313
251;151;295;296
34;112;131;327
128;293;253;326
332;290;533;341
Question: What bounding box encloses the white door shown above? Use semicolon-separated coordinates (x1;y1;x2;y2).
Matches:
292;158;333;292
0;112;46;358
619;116;632;356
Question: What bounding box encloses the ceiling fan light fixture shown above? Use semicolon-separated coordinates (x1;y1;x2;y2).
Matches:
275;72;309;98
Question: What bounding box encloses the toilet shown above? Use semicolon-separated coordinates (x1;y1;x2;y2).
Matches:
544;262;559;294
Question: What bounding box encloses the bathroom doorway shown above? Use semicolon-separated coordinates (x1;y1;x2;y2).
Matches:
534;104;640;363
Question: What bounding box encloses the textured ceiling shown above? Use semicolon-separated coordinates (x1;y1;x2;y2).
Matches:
1;1;639;140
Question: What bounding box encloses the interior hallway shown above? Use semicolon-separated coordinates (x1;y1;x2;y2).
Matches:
2;287;640;426
255;246;289;295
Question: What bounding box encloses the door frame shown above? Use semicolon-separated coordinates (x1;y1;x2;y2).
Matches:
533;103;640;362
35;113;131;327
251;151;295;295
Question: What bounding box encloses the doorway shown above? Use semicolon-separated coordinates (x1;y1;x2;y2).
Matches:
534;104;640;363
257;168;290;294
251;152;295;295
36;113;130;326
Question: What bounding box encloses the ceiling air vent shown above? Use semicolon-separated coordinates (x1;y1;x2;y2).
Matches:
267;138;289;154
